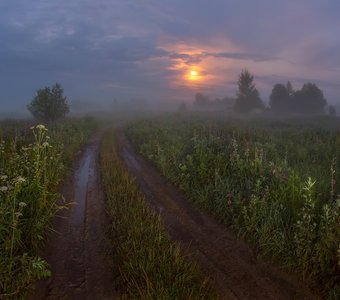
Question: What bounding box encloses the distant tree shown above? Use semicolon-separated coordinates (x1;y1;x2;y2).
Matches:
214;97;235;111
293;83;327;114
234;69;263;113
28;83;69;122
286;81;294;96
269;83;290;112
193;93;210;109
177;102;188;114
329;105;336;116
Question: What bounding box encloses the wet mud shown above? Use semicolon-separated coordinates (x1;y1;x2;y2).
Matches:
31;136;116;300
116;130;318;300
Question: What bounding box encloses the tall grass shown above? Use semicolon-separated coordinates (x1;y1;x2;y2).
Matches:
127;117;340;299
0;119;96;299
100;130;214;299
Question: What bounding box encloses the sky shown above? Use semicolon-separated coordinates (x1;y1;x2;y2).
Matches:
0;0;339;113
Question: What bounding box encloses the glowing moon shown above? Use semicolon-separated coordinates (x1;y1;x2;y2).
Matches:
189;70;199;80
183;67;203;84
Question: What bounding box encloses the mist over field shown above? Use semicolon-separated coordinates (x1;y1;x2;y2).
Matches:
0;0;339;118
2;2;340;299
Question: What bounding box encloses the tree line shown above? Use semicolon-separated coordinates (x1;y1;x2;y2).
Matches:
27;71;336;123
194;69;336;115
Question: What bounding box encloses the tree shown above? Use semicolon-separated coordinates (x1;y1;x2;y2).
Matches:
293;83;327;114
329;105;336;116
269;83;290;112
286;81;294;96
193;93;210;109
28;83;69;122
177;102;188;114
234;69;263;113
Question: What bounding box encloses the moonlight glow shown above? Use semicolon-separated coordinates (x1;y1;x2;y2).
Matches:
189;70;199;80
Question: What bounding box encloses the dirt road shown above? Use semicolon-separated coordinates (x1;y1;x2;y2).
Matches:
30;130;318;300
32;136;116;300
116;131;318;300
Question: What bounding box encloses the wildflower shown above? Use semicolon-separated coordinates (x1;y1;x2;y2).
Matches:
19;202;27;208
0;175;8;180
334;198;340;207
42;142;50;147
36;124;48;131
0;186;8;192
15;176;26;184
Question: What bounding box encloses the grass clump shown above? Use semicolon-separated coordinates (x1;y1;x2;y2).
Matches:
100;130;214;300
127;117;340;299
0;119;96;299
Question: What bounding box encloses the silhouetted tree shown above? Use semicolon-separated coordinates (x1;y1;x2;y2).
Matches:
329;105;336;116
293;83;327;114
28;83;69;122
177;102;188;113
286;81;294;96
234;69;263;113
214;97;235;111
269;84;290;112
193;93;210;109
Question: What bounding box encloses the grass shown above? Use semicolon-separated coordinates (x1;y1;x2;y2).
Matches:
0;118;97;299
100;130;214;299
127;116;340;299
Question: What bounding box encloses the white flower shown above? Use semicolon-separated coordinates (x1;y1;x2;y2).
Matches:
0;186;8;192
19;202;27;208
36;124;47;131
15;176;26;184
0;175;8;180
15;212;23;218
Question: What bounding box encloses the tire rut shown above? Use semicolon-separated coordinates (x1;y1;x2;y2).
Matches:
116;130;318;300
31;135;116;300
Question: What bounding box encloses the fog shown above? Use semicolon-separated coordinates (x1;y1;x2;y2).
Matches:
0;0;339;118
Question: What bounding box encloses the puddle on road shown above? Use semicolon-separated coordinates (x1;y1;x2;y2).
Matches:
32;138;116;300
72;149;93;228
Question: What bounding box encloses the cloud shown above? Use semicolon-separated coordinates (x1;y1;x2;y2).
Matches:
0;0;339;113
163;50;274;65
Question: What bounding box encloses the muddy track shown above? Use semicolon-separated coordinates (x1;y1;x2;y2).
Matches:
116;130;318;300
31;135;116;300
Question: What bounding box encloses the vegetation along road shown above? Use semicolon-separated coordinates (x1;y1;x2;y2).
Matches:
32;134;116;300
27;127;322;299
115;129;317;300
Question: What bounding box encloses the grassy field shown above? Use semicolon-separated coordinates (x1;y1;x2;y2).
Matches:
0;118;97;299
127;116;340;299
100;130;214;299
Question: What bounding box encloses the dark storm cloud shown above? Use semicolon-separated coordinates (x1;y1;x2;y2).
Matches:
0;0;339;113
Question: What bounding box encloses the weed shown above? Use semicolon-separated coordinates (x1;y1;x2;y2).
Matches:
127;117;340;298
0;119;96;299
100;130;214;299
